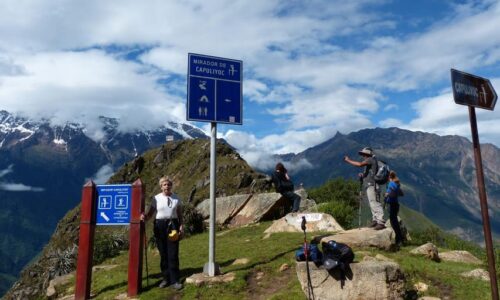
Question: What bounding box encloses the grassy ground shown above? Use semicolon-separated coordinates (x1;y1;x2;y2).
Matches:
57;222;494;299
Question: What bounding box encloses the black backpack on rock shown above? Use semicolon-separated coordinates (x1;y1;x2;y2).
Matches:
321;240;354;271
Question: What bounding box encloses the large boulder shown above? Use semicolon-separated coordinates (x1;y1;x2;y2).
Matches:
196;194;252;225
296;260;405;300
196;190;317;227
316;227;394;251
229;192;284;226
264;213;344;234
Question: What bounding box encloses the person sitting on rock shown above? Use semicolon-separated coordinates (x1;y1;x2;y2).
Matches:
271;162;301;213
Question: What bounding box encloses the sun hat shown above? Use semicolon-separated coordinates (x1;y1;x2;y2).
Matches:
358;147;373;156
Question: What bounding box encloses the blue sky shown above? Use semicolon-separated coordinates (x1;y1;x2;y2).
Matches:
1;0;499;169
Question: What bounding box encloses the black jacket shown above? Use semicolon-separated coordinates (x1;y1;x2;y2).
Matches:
272;171;294;194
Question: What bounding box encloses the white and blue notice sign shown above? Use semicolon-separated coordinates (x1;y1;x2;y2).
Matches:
96;184;131;225
187;53;243;124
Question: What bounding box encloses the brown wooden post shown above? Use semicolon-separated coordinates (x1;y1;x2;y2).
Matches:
128;178;145;296
469;107;499;300
75;181;96;300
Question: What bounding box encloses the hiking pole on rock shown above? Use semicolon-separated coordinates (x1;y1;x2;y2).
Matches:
144;225;149;287
301;216;315;300
358;175;363;229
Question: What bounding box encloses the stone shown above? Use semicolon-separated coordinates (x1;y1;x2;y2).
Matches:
279;263;290;272
414;282;429;293
114;293;139;299
255;272;264;281
317;227;394;251
231;258;250;265
375;254;394;262
418;297;441;300
410;243;440;262
439;250;482;264
460;268;490;281
264;213;344;235
92;265;119;272
46;273;74;298
185;272;236;287
296;260;405;300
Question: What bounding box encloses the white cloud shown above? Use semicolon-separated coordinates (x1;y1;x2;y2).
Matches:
0;164;45;191
91;164;115;184
379;118;404;128
0;182;44;192
400;78;500;145
1;0;500;154
0;50;185;136
0;164;13;178
221;126;340;170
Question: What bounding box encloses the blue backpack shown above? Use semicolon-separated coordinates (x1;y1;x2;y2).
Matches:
295;243;323;264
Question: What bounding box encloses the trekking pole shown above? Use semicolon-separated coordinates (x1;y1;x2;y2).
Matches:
301;216;315;300
144;224;149;287
358;176;363;229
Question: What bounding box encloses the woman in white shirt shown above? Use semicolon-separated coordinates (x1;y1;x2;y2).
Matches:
142;176;184;290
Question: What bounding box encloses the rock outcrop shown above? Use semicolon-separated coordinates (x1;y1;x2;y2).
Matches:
316;227;394;251
264;213;344;234
410;243;440;262
296;260;405;300
196;189;316;227
439;250;482;264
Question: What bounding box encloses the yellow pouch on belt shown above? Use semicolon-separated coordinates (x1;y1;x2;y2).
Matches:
168;229;179;241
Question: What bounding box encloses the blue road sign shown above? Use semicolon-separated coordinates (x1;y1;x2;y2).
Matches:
187;53;243;124
96;184;131;225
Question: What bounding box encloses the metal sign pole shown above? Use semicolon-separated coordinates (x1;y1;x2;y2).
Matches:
468;106;499;300
205;121;220;276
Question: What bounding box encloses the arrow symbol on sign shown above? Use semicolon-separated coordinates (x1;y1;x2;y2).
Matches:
200;95;209;102
199;80;207;90
100;212;110;222
224;98;231;103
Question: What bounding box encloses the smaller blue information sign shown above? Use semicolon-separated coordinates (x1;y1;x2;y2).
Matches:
96;184;131;225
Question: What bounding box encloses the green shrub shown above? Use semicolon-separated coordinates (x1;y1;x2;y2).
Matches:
318;201;356;229
309;177;359;229
182;202;205;235
93;231;129;265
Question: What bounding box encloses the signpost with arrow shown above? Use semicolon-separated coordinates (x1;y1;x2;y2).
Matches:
451;68;498;300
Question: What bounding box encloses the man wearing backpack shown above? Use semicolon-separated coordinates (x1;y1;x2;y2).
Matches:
344;147;385;230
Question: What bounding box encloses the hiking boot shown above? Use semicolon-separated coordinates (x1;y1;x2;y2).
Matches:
373;224;386;230
159;280;169;288
369;220;377;228
170;282;183;290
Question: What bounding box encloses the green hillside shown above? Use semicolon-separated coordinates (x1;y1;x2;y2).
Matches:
47;222;495;300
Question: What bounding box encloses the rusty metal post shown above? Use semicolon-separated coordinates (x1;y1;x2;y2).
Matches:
75;181;96;300
469;106;499;300
128;179;145;296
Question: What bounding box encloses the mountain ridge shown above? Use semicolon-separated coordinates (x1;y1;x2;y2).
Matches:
280;127;500;243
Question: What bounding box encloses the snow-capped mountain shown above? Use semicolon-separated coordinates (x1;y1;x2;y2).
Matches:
0;110;207;294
